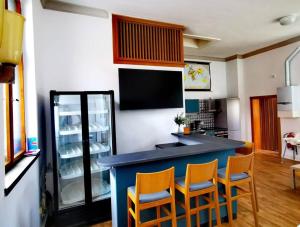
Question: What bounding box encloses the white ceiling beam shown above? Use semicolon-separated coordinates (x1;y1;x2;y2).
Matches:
40;0;109;18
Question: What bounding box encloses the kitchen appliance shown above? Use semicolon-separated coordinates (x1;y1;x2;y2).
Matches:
277;47;300;118
214;98;241;140
50;90;116;225
119;68;183;110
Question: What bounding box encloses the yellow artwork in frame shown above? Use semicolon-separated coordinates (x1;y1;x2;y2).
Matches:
184;61;211;91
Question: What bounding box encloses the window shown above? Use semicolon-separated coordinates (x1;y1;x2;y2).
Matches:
4;0;26;170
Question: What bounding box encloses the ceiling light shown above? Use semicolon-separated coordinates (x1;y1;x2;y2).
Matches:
279;14;297;26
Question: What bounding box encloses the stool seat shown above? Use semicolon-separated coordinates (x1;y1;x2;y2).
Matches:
127;167;177;227
218;168;249;181
176;177;213;192
128;186;171;203
175;160;222;227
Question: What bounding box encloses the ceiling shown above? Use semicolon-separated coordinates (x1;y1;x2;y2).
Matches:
56;0;300;58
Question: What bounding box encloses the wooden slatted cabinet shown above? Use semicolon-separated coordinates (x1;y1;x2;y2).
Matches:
112;14;184;67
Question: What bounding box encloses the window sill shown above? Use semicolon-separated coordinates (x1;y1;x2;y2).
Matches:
4;152;40;196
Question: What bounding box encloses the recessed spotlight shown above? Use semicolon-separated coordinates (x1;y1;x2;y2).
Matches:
279;14;297;26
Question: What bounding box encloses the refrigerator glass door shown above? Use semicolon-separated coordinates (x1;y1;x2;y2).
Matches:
87;94;112;202
53;94;86;210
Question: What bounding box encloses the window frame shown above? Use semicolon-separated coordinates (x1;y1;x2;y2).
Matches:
4;0;26;171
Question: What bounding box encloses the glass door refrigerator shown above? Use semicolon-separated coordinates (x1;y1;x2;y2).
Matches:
50;90;116;226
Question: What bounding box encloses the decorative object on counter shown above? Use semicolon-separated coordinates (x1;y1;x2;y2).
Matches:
174;113;187;133
184;61;211;91
183;126;190;135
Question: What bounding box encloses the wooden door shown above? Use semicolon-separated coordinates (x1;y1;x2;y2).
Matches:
250;95;279;152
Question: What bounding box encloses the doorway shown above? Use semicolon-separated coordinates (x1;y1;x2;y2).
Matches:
250;95;280;152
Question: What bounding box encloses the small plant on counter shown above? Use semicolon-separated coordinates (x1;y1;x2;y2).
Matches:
174;113;187;133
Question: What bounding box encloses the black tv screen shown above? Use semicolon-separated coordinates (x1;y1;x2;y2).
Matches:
119;68;183;110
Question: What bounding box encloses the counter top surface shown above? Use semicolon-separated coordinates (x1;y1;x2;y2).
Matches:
100;133;244;167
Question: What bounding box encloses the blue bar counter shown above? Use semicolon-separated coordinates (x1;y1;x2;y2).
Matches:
100;133;244;226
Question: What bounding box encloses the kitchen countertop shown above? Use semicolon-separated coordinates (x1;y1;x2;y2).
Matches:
99;133;244;167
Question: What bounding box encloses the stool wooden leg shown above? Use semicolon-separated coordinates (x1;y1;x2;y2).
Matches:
156;206;161;227
250;181;259;227
225;185;233;227
135;205;140;227
171;197;177;227
185;196;191;227
213;190;222;227
253;177;259;212
195;196;200;227
127;196;132;227
209;193;212;227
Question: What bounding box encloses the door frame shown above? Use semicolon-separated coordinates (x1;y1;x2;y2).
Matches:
250;95;282;157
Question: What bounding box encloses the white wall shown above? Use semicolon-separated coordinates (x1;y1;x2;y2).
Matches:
32;0;184;161
229;41;300;160
184;59;228;100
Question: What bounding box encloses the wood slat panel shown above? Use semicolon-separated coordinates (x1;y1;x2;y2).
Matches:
112;14;184;67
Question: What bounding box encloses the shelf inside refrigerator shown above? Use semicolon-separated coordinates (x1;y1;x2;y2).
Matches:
59;143;110;159
61;178;111;205
60;159;110;180
59;109;109;116
59;124;109;136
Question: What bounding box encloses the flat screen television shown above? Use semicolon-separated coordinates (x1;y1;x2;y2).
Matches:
119;68;183;110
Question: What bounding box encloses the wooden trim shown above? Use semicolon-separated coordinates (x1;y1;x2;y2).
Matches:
242;35;300;59
225;54;243;62
250;95;277;99
18;58;26;153
250;97;255;149
112;14;184;30
277;118;282;158
5;85;12;164
225;35;300;61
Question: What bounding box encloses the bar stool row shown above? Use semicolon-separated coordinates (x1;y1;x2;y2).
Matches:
127;150;258;227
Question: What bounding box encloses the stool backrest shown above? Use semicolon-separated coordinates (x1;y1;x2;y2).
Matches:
227;153;254;177
135;167;175;196
185;159;218;189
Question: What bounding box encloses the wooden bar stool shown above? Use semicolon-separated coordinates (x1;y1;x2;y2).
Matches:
127;167;177;227
217;153;258;227
175;160;221;227
236;142;259;211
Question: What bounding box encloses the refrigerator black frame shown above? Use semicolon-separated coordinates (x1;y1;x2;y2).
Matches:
49;90;117;223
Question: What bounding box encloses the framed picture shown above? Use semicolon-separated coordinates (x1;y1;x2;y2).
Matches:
184;61;211;91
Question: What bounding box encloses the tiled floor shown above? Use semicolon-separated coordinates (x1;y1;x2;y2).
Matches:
92;150;300;227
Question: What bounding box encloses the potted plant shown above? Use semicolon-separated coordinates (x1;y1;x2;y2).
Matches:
174;113;187;133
